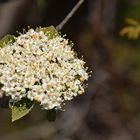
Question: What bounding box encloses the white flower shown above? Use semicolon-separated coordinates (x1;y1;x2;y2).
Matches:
0;28;89;110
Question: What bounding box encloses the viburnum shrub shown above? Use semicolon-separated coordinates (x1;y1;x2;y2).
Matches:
0;26;89;122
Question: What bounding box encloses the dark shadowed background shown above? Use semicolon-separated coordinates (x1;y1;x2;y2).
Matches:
0;0;140;140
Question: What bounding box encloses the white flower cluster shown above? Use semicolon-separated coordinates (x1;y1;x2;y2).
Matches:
0;28;88;110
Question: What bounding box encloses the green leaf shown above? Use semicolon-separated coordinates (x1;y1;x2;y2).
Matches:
36;26;59;39
46;109;56;122
10;98;34;122
0;34;15;48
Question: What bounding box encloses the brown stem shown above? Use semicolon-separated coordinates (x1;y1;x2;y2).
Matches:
56;0;85;31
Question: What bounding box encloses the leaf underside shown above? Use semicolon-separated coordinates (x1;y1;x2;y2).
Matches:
10;98;34;122
36;26;59;39
0;34;15;48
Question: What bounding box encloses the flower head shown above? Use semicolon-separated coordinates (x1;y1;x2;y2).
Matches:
0;27;88;110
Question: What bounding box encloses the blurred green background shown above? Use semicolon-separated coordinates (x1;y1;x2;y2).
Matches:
1;0;140;140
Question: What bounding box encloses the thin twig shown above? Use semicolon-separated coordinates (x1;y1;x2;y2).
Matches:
56;0;85;31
